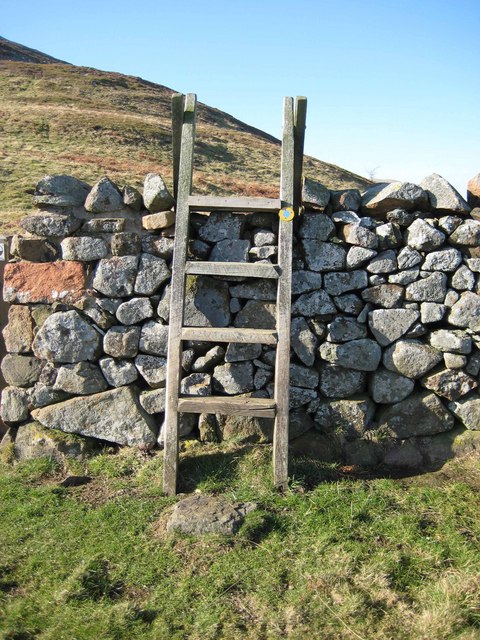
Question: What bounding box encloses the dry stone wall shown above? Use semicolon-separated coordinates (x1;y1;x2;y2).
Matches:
2;171;480;470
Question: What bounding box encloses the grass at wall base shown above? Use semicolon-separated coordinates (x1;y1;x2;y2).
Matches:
1;442;480;640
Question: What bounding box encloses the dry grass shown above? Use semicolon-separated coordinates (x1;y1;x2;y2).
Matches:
0;60;371;232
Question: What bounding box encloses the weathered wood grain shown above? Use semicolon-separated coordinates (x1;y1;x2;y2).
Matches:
181;327;278;344
185;261;280;278
188;195;282;212
163;93;197;497
178;396;276;418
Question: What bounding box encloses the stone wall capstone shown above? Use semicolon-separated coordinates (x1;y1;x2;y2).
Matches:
2;171;480;469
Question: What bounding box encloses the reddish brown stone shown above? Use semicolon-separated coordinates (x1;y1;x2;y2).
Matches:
3;262;87;304
467;174;480;208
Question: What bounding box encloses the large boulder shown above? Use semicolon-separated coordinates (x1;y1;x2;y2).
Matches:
420;173;470;213
319;363;366;398
361;182;428;215
369;368;414;403
301;241;346;272
368;309;419;346
382;339;443;379
314;397;375;439
33;174;91;207
33;311;101;363
20;212;82;237
301;178;330;211
298;211;334;240
14;422;98;461
377;392;454;437
32;387;158;448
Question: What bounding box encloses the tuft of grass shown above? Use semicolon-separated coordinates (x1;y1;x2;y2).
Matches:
0;447;479;639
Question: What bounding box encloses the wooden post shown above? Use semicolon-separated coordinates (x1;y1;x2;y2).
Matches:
163;93;197;496
273;97;295;491
171;93;185;201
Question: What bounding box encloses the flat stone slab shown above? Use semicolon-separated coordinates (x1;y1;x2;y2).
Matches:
3;261;86;304
32;386;158;448
166;494;257;535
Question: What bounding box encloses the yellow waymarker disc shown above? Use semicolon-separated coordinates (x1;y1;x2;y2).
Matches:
279;207;294;222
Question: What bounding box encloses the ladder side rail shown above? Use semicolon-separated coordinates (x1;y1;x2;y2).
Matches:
171;93;185;201
293;97;307;212
273;97;295;490
163;93;197;496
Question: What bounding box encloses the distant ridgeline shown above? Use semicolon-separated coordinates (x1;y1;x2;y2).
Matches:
2;172;480;472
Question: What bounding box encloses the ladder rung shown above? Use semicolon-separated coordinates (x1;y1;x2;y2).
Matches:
178;396;276;418
188;195;282;212
185;261;280;278
181;327;278;344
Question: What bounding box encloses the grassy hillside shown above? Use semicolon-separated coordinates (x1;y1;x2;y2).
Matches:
1;444;480;639
0;38;371;232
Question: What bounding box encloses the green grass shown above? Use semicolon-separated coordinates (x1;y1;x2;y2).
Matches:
1;443;479;639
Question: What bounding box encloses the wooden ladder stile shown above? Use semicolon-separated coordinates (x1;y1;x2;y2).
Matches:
163;93;307;496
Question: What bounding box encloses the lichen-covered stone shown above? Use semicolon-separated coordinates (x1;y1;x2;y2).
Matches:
451;265;475;291
298;212;334;240
225;343;261;363
122;185;142;210
139;320;168;356
198;212;244;242
93;256;139;297
420;303;447;323
375;222;403;250
116;297;153;325
340;224;378;249
366;250;397;274
377;391;454;437
180;373;212;396
361;182;428;214
319;363;366;398
99;358;138;387
430;329;471;354
2;305;34;353
110;233;142;257
33;311;101;363
326;317;367;342
314;397;375;439
234;301;276;328
323;270;368;296
292;290;336;317
167;494;257;535
405;272;447;303
421;368;477;401
143;173;174;213
368;308;419;346
302;178;330;211
291;317;318;366
361;284;404;308
448;396;480;430
422;248;463;271
85;176;123;213
420;173;470;213
291;271;323;295
406;219;446;251
346;246;377;269
369;368;415;403
135;355;167;388
139;388;165;414
134;254;170;296
192;346;226;371
1;386;29;422
32;387;158;447
302;240;346;272
61;237;108;261
3;261;86;304
397;246;422;269
448;292;480;330
212;361;254;395
184;276;231;327
319;339;381;371
33;174;91;207
54;362;108;395
229;280;277;301
382;339;443;378
103;325;140;358
20;212;82;237
14;422;97;461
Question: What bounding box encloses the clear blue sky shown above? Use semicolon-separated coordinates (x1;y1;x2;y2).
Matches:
3;0;480;194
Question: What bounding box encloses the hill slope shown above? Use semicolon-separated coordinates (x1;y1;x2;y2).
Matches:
0;36;371;232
